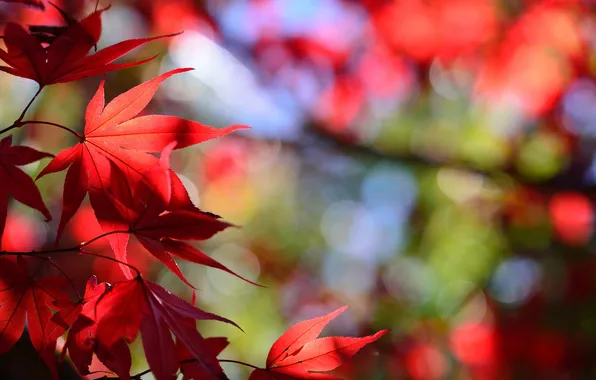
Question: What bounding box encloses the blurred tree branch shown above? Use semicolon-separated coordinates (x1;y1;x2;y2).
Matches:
271;122;596;196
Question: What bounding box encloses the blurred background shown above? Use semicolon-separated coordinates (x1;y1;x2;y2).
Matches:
2;0;596;379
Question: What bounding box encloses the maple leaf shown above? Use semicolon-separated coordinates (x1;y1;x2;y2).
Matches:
87;142;260;285
0;257;71;377
62;276;132;380
83;277;238;380
0;6;175;85
28;2;78;45
249;306;388;380
178;337;229;380
37;67;248;243
0;135;51;246
0;0;44;9
176;290;231;380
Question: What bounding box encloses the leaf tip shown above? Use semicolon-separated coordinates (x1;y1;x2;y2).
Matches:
331;305;349;316
229;124;251;131
97;3;112;13
43;212;52;222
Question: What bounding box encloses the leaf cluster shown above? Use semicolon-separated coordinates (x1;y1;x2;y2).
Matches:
0;2;387;379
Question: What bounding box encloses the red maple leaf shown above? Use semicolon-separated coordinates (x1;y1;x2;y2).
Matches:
0;0;44;9
88;141;260;285
37;67;248;243
0;135;52;246
82;277;238;380
0;257;71;377
0;6;174;85
61;276;132;380
249;306;388;380
27;2;80;46
178;337;229;380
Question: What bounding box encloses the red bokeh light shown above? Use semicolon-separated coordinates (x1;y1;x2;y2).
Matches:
374;0;497;62
549;192;593;245
358;42;412;99
317;75;364;132
202;138;249;183
0;211;43;251
405;343;448;380
474;3;582;115
67;204;107;249
449;323;496;366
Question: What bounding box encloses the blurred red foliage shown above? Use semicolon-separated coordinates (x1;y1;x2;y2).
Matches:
549;192;593;245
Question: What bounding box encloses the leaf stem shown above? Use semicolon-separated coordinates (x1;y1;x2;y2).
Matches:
128;358;261;379
16;120;83;139
0;230;140;276
29;255;82;299
0;230;130;256
47;257;82;299
0;123;18;135
130;368;151;379
0;86;46;135
79;230;130;249
218;359;261;370
16;85;44;123
78;248;141;278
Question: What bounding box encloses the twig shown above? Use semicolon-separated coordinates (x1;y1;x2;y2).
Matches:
0;229;142;280
28;255;82;299
17;120;83;140
78;248;141;278
47;257;82;299
218;359;260;369
127;357;260;379
0;86;44;135
269;122;596;195
16;86;44;123
0;230;130;257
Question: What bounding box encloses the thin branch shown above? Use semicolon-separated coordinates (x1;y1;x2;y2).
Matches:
85;370;116;380
28;255;82;299
16;85;43;123
127;358;260;379
0;229;141;280
0;230;130;256
79;230;130;249
78;248;141;278
47;257;82;299
17;120;83;140
0;123;19;136
258;122;596;195
0;86;44;135
130;368;151;379
303;123;509;177
0;246;69;258
218;359;260;370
